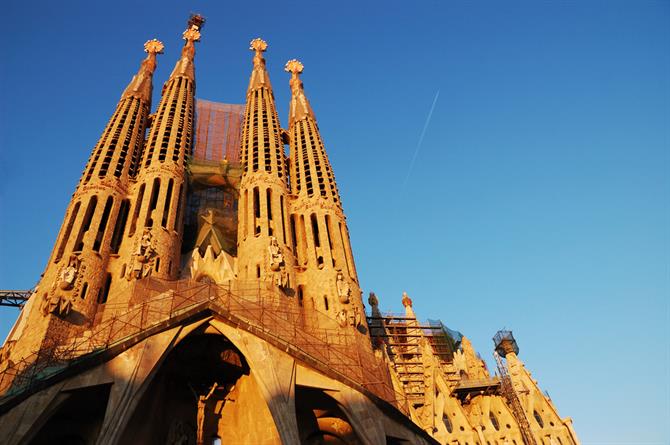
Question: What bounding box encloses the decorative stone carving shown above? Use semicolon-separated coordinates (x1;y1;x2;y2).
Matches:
144;39;164;54
127;228;158;280
57;255;80;290
368;292;379;307
336;271;350;304
273;265;290;290
190;246;236;284
350;307;362;328
336;309;348;327
401;291;413;308
40;292;72;317
268;236;284;271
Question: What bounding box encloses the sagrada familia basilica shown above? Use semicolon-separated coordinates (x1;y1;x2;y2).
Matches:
0;15;579;445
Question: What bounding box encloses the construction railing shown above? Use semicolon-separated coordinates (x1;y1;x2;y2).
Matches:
0;278;409;415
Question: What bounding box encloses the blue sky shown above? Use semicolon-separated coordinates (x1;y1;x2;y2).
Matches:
0;1;668;442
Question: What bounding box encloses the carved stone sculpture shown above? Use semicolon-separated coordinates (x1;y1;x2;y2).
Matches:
268;236;283;271
41;292;72;317
127;228;158;280
57;255;80;290
273;265;289;289
401;291;413;308
336;309;348;327
336;271;350;304
368;292;379;307
350;306;362;327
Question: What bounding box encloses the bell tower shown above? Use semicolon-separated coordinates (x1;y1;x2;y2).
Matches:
118;15;204;292
236;39;295;289
284;60;364;329
5;39;163;361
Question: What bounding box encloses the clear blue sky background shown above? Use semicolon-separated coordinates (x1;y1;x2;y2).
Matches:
0;1;668;442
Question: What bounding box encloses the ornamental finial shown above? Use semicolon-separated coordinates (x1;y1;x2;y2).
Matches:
250;38;268;53
401;291;413;308
144;39;164;54
183;28;201;42
284;59;304;76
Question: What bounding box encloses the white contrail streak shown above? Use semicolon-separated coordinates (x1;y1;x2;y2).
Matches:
402;89;440;189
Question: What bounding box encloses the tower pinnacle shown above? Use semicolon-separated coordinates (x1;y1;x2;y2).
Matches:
285;59;314;124
121;39;163;102
247;38;272;90
169;15;204;81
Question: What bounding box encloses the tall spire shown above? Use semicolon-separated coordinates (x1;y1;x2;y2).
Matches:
80;41;163;184
284;60;361;328
237;38;295;285
285;60;315;126
285;60;340;205
168;14;204;81
122;39;164;103
248;38;272;90
124;15;204;286
239;38;286;177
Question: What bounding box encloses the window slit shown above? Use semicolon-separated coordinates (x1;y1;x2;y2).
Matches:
110;200;130;254
161;179;174;228
74;196;98;252
129;184;145;237
280;195;287;246
173;184;184;232
144;178;160;228
93;196;114;252
98;273;112;304
55;201;81;263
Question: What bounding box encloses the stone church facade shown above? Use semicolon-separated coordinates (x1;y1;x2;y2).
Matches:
0;16;579;445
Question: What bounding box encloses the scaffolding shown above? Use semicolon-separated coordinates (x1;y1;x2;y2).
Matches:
0;279;410;416
367;314;462;403
193;99;244;163
493;331;536;445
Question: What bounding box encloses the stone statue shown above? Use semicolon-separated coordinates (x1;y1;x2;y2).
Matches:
350;306;362;327
127;228;158;280
196;382;218;445
268;236;283;271
368;292;379;307
401;291;413;308
336;271;350;304
336;309;348;327
58;255;80;290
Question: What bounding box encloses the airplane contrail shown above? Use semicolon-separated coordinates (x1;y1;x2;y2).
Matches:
402;89;440;189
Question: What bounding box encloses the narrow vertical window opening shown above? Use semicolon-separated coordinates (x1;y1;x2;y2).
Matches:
280;195;287;246
74;196;98;252
129;184;145;237
173;184;184;232
110;200;130;254
93;196;114;252
161;179;174;228
80;282;88;300
55;201;81;263
144;178;160;227
98;273;112;304
253;187;260;236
